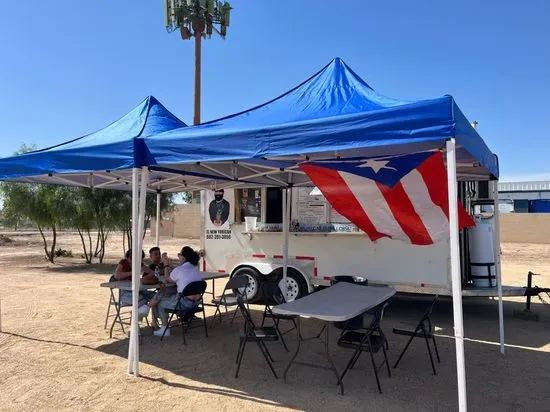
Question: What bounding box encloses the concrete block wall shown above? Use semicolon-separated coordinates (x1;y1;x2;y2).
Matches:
499;213;550;244
150;204;201;239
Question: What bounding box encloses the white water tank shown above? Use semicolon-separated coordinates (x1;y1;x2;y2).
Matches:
468;216;496;287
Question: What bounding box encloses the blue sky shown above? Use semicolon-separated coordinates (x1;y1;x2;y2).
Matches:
0;0;548;181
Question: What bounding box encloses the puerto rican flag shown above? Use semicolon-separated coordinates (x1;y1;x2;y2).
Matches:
299;151;474;245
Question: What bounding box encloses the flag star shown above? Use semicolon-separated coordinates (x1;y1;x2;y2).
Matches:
357;159;397;173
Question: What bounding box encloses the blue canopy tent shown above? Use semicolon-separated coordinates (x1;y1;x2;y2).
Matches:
142;58;498;188
0;96;190;377
0;95;187;189
0;59;501;408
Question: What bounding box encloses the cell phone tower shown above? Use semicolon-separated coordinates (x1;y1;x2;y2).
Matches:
164;0;232;125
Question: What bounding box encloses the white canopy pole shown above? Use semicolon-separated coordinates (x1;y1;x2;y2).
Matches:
132;166;149;376
128;168;140;375
282;187;290;298
446;139;467;411
492;180;505;354
155;192;161;247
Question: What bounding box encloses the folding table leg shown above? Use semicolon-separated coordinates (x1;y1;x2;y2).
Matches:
322;325;343;395
104;291;114;329
109;290;124;339
283;317;302;382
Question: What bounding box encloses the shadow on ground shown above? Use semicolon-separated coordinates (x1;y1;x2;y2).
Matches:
6;296;549;412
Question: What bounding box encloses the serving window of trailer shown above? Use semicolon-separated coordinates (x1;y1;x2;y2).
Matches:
235;188;262;223
235;187;284;223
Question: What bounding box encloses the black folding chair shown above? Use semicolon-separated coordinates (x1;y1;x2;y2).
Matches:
330;276;387;347
160;280;208;345
210;275;249;327
392;295;441;375
235;293;279;379
261;281;300;351
337;302;391;394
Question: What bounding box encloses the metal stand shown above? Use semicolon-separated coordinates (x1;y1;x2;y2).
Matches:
283;318;343;395
514;272;541;321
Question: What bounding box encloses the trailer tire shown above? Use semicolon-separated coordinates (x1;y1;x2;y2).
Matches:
232;266;263;303
273;267;309;302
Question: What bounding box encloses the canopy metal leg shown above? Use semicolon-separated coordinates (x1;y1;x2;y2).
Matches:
282;188;290;298
128;168;140;376
155;192;161;247
446;139;467;412
492;181;505;354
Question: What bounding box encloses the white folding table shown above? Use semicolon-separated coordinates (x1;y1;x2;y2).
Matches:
272;282;396;394
100;271;229;336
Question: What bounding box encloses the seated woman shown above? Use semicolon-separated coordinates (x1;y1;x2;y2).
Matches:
150;246;203;337
114;249;156;317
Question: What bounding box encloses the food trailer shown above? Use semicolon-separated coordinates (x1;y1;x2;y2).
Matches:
199;181;522;302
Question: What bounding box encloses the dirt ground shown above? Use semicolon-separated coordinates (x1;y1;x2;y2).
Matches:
0;232;548;412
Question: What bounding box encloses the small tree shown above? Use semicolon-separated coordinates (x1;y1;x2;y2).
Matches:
66;189;96;264
0;143;70;263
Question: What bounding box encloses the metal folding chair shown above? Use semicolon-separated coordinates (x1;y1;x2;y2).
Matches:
261;281;301;351
105;287;149;339
160;280;208;345
210;275;249;327
235;293;279;379
392;295;441;375
337;302;391;394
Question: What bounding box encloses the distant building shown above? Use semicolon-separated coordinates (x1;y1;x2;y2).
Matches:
498;181;550;213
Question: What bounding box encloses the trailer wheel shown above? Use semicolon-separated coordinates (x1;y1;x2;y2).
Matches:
232;266;263;303
273;268;309;302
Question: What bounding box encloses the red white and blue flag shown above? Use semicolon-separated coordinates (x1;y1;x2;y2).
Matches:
299;151;474;245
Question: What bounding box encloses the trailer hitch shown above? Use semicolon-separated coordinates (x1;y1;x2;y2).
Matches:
514;272;550;321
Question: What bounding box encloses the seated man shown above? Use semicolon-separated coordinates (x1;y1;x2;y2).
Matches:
147;246;176;327
149;246;203;337
147;246;171;275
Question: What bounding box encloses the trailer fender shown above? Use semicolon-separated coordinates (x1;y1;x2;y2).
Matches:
229;261;275;276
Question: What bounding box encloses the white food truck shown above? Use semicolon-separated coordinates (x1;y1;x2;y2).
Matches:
199;181;521;302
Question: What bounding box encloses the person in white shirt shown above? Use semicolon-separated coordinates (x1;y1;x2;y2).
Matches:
150;246;203;337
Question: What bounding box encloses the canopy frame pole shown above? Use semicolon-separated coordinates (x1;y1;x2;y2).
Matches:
133;166;149;376
156;191;161;247
492;180;505;354
128;168;140;376
282;187;290;298
446;139;467;411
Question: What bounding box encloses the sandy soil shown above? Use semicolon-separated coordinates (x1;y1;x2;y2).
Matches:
0;232;548;412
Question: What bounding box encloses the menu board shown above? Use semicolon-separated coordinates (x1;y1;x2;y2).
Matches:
329;206;351;223
295;187;327;224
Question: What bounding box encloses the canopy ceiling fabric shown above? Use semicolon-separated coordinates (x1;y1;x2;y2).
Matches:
143;58;498;180
0;58;498;191
0;96;186;180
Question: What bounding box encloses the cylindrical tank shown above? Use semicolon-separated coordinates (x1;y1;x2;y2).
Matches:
468;216;496;287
